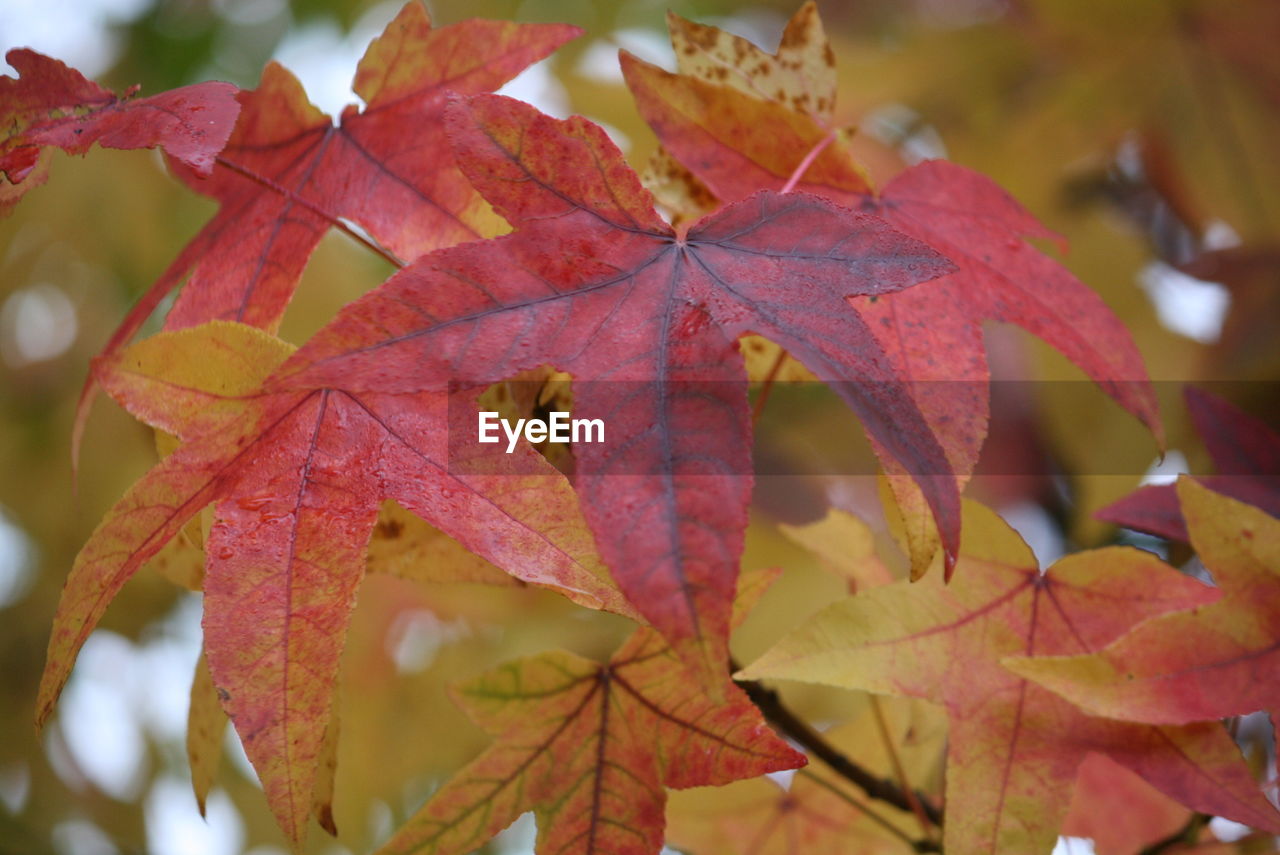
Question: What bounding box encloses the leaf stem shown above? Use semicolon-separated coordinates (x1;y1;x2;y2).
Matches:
750;347;788;428
734;664;944;828
780;129;837;195
214;156;405;269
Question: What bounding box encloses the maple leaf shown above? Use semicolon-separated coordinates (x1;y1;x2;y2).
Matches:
667;1;838;123
0;48;239;216
37;321;635;847
88;3;579;395
1097;387;1280;541
373;621;805;855
640;2;861;234
272;91;959;688
179;497;515;823
740;500;1280;854
622;8;1162;576
667;776;851;855
1010;477;1280;726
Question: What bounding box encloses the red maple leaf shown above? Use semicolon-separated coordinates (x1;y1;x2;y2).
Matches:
622;28;1162;575
85;3;579;412
274;93;959;687
37;322;635;847
0;48;239;215
1098;386;1280;540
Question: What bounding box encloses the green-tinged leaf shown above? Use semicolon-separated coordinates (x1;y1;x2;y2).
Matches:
377;628;804;854
740;500;1280;854
1009;477;1280;724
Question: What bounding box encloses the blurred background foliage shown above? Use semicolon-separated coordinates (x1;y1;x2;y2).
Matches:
1;0;1277;853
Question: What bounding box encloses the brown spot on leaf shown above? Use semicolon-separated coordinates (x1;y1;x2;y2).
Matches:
375;518;404;539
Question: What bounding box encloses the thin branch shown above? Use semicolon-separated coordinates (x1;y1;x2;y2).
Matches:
797;769;940;853
733;663;944;828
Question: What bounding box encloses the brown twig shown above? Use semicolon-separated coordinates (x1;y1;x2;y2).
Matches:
734;664;944;828
798;769;941;853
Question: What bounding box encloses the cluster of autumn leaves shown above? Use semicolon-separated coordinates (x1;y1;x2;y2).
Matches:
3;2;1278;853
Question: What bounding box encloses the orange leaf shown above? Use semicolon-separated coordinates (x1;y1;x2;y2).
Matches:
623;53;868;203
667;2;837;123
